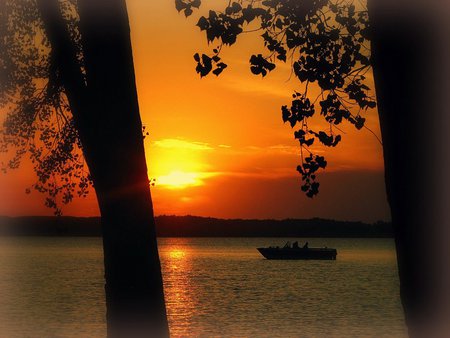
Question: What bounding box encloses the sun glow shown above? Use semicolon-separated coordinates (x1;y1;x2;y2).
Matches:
147;138;216;190
157;170;203;189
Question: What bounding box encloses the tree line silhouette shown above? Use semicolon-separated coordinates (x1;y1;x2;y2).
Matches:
0;215;393;238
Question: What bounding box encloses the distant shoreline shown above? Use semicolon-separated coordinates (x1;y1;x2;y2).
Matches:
0;215;393;238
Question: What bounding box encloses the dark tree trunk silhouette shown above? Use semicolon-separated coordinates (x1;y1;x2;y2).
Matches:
369;1;442;335
37;0;169;336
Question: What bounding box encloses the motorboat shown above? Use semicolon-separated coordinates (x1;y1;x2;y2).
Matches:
257;241;337;260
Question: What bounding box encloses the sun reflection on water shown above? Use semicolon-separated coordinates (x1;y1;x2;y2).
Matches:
168;249;186;260
160;239;198;337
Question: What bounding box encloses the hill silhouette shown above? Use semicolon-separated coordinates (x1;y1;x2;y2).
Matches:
0;215;392;238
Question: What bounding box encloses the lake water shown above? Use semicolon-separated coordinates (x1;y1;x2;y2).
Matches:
0;237;407;337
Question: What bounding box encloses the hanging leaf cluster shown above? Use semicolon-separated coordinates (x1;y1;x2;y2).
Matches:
0;0;92;215
176;0;377;197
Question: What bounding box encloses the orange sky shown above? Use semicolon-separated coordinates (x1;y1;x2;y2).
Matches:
0;0;390;222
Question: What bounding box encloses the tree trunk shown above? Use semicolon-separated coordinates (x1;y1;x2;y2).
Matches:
369;1;446;336
37;0;169;336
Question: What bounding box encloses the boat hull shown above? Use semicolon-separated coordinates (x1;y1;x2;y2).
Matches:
257;247;337;260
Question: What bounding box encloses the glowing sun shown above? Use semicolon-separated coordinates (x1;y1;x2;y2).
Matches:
157;170;203;189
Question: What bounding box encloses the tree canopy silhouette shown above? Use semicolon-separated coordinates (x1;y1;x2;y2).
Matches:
176;0;377;197
0;1;91;215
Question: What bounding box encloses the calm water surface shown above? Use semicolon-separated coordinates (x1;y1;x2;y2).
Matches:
0;237;406;337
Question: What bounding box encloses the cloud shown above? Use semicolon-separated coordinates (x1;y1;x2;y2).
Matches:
153;138;213;151
156;170;219;190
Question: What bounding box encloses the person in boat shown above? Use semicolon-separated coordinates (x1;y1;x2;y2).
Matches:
292;241;299;249
303;241;309;249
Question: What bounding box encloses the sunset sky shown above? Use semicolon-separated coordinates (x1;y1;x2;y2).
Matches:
0;0;390;222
